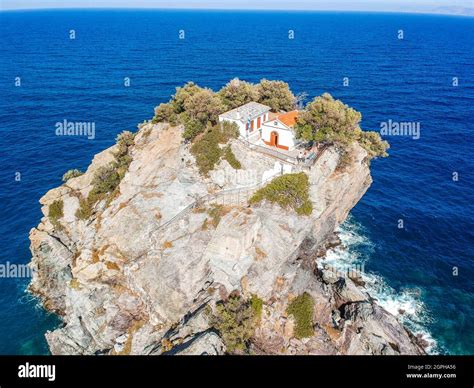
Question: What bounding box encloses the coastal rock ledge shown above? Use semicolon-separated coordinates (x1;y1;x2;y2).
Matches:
28;123;424;355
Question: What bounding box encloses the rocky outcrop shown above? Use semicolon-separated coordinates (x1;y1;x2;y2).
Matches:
28;122;424;355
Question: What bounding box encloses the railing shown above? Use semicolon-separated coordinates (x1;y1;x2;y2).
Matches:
236;138;329;170
150;144;329;236
237;138;298;165
152;173;281;234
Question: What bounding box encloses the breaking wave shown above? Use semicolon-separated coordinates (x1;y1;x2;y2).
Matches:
318;216;439;354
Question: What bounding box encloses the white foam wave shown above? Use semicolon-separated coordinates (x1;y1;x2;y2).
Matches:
318;216;439;354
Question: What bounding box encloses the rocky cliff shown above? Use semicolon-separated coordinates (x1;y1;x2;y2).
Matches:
29;122;425;355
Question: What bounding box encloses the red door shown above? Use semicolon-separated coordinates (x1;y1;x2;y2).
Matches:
257;117;261;128
270;131;278;147
250;120;254;131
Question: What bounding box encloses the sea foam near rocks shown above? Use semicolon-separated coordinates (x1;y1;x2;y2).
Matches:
318;217;438;354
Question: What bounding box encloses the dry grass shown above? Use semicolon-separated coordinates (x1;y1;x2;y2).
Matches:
161;338;173;353
69;278;80;289
141;192;163;199
95;212;103;231
275;277;286;291
91;245;110;264
255;247;267;261
105;261;120;271
119;320;145;355
91;249;100;264
323;324;342;341
207;204;232;228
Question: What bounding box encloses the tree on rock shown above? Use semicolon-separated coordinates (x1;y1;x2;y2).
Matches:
295;93;389;162
256;79;296;112
295;93;362;145
218;78;259;110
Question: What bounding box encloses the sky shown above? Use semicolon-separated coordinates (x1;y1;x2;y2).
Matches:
1;0;473;14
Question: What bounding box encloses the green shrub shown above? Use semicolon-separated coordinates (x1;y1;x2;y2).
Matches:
75;196;93;220
75;131;135;221
90;131;134;196
218;78;259;110
209;294;256;354
294;93;390;165
249;172;313;216
295;93;362;146
184;88;225;124
250;294;264;322
190;122;239;175
152;82;229;139
152;102;178;125
62;169;83;182
216;121;240;144
90;165;121;197
256;79;296;112
182;115;206;141
206;204;230;228
358;130;389;159
190;131;222;175
172;81;204;113
286;293;315;339
49;200;64;228
223;145;241;169
116;130;135;148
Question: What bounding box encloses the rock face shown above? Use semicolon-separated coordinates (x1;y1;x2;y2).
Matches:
28;123;424;355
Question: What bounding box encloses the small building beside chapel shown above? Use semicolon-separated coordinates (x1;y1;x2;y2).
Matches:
219;102;299;151
218;101;270;140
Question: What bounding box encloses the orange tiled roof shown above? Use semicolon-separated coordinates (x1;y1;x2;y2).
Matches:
277;110;299;128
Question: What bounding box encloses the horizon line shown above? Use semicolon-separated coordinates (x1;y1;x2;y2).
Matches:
0;6;473;18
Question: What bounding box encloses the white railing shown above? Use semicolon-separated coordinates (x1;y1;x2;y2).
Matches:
151;145;328;235
237;138;328;170
153;173;280;234
237;138;298;165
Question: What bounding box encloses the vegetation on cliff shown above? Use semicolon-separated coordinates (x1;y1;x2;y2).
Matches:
62;169;83;182
222;145;242;169
294;93;389;170
152;78;296;141
209;293;262;354
190;121;240;175
286;293;315;339
218;78;259;109
76;131;135;220
249;172;313;216
48;199;64;229
153;80;387;174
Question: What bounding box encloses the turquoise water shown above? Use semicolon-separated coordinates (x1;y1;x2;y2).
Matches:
0;9;473;354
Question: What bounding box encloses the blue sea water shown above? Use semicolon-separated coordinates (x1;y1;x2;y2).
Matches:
0;9;473;355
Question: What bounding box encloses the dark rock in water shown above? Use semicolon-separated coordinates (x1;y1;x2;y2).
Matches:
314;233;343;258
415;334;431;350
326;233;342;250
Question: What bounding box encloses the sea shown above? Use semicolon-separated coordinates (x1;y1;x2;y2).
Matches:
0;9;472;354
